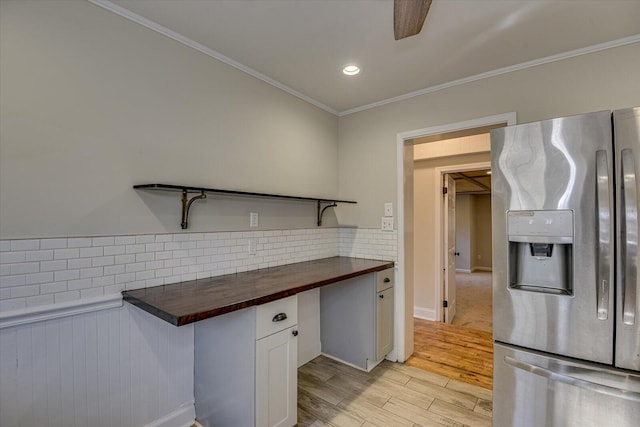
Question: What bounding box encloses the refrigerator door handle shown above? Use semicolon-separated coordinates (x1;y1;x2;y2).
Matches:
596;150;611;320
504;356;640;402
621;149;638;326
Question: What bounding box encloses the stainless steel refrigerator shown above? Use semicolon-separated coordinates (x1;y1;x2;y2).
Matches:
491;107;640;427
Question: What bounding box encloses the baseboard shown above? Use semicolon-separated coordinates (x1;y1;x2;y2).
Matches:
321;352;371;372
472;266;492;272
455;268;471;273
144;403;196;427
298;342;322;368
413;306;437;321
366;357;385;372
320;352;389;373
385;348;398;363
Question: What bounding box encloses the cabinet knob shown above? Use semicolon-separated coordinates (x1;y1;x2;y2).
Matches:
383;277;390;283
292;330;298;337
379;294;384;299
272;312;288;322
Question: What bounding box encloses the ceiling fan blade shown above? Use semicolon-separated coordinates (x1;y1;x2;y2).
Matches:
394;0;432;40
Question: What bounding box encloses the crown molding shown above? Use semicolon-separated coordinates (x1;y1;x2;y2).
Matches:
87;1;638;118
339;34;640;116
87;0;339;116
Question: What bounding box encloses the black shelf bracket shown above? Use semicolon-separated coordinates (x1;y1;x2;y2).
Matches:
134;184;356;230
181;190;206;229
317;201;337;226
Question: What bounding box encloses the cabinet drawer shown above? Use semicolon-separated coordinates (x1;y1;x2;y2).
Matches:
376;269;394;292
256;295;298;339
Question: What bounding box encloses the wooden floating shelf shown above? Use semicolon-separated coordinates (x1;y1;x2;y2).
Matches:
133;183;356;229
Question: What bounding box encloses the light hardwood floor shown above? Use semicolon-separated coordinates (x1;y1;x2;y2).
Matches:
406;318;493;390
297;355;492;427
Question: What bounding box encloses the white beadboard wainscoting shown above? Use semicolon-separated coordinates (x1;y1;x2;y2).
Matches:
0;227;397;427
0;302;195;427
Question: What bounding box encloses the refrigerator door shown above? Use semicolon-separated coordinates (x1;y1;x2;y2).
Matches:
493;342;640;427
491;111;614;364
614;106;640;372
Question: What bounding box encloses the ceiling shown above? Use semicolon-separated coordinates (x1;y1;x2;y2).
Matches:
453;170;491;195
99;0;640;115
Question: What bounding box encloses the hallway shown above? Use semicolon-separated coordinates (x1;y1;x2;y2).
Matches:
451;271;492;333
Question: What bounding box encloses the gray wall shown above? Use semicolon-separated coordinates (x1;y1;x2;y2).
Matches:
341;42;640;315
337;42;640;228
0;0;339;239
455;194;492;272
455;195;471;271
472;194;492;270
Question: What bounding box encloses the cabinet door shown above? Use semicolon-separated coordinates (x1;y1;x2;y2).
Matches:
256;326;297;427
376;287;394;360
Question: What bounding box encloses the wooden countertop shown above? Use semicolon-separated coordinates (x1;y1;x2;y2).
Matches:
123;256;394;326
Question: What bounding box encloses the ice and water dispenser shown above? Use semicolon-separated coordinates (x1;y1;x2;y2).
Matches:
507;210;574;295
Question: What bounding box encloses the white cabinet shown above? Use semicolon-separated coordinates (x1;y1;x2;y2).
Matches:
255;297;298;427
376;286;394;360
320;269;394;371
194;296;297;427
193;268;393;426
256;326;297;427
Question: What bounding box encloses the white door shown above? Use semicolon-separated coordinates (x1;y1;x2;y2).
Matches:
256;326;297;427
443;174;457;323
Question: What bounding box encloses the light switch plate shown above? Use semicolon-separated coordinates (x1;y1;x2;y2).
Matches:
384;202;393;217
250;212;259;228
381;217;394;231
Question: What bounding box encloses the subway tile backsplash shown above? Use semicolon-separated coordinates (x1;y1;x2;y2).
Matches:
339;228;399;261
0;228;397;313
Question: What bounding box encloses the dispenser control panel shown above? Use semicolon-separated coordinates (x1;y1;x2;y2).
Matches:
507;210;573;238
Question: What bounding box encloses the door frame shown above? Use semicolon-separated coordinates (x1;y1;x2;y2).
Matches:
435;162;491;323
395;112;515;362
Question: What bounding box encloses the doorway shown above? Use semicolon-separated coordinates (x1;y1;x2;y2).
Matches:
417;159;492;324
395;112;515;362
448;169;493;333
412;141;494;389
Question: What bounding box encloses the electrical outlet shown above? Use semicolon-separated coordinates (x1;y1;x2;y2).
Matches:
250;212;259;228
384;202;393;217
381;217;394;231
248;238;257;255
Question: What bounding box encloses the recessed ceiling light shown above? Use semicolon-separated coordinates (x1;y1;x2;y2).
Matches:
342;65;360;76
